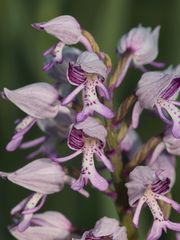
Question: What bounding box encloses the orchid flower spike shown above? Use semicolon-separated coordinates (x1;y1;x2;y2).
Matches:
111;25;160;88
53;117;114;191
126;166;180;240
32;15;93;71
9;210;73;239
73;216;127;240
62;51;114;122
132;72;180;138
3;82;67;151
149;129;180;164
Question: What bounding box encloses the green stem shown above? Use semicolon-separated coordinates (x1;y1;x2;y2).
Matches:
105;118;138;240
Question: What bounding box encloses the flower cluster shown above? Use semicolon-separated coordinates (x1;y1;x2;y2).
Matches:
1;14;179;240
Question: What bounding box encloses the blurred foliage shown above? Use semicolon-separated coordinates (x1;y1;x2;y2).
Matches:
0;0;179;239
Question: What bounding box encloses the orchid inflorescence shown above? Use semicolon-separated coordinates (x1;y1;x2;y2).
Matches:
1;15;180;240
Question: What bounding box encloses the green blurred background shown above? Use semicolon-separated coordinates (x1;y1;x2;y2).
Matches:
0;0;179;239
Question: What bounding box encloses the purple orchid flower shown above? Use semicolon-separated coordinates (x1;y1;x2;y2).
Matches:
0;158;89;231
113;25;161;88
2;82;67;151
126;166;180;240
0;158;89;197
62;51;114;122
53;117;114;191
32;15;93;71
0;158;66;194
131;72;180;138
9;211;72;240
74;216;127;240
149;129;180;165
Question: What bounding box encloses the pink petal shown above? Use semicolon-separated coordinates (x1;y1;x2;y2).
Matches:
6;116;36;152
77;51;107;79
155;194;180;212
4;83;60;119
133;197;146;228
62;83;85;105
148;142;165;166
53;149;83;163
93;101;114;119
131;101;143;129
95;150;114;172
20;136;46;149
32;15;82;44
7;159;65;194
97;80;110;100
166;220;180;231
147;220;164;240
89;167;109;191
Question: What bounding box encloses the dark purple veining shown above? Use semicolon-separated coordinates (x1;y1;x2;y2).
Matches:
160;77;180;99
151;178;170;195
67;63;87;85
68;127;84;150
